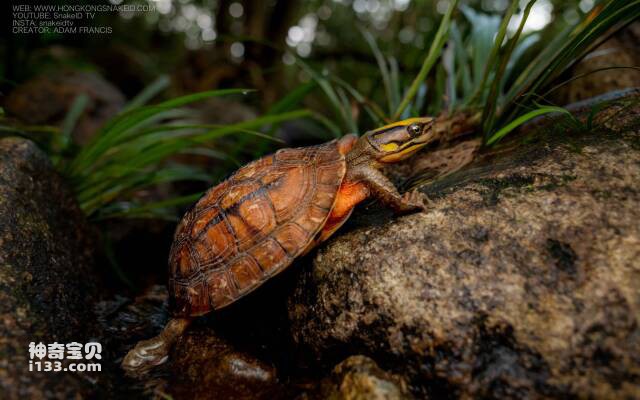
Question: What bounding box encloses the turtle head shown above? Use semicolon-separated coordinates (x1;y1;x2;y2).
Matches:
363;117;435;163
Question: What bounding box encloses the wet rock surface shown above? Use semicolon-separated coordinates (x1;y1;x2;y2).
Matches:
165;331;280;399
289;94;640;398
99;284;297;400
0;137;98;399
316;355;413;400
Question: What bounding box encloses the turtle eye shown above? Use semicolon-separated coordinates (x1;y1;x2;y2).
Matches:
408;123;422;137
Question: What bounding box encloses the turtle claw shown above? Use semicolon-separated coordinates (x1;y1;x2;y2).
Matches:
122;336;170;375
399;189;428;213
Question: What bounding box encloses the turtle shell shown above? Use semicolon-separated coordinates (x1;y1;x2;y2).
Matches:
168;140;347;317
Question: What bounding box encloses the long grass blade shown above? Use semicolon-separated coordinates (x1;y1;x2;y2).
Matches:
69;89;252;174
541;67;640;99
331;76;387;125
74;109;310;216
449;22;472;99
123;75;171;111
464;1;519;106
482;0;536;136
294;57;354;132
486;105;573;145
393;0;459;120
442;39;457;112
60;94;89;149
388;56;401;113
266;81;316;115
361;28;394;114
505;0;640;116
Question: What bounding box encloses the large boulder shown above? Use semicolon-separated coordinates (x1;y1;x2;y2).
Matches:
289;94;640;398
0;138;98;399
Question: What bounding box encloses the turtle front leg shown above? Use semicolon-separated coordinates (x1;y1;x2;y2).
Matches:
355;167;426;214
122;317;191;375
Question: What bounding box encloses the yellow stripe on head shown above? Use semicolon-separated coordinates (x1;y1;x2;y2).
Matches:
380;142;399;152
372;117;433;132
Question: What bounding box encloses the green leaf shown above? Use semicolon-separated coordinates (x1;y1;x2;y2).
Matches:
442;40;457;112
388;56;401;113
123;75;171;111
486;105;573;145
361;28;394;114
504;0;640;117
68;89;251;175
59;81;308;219
310;111;342;137
393;0;459;120
464;1;518;106
266;81;316;115
482;0;537;137
60;94;89;149
294;56;355;132
330;75;386;125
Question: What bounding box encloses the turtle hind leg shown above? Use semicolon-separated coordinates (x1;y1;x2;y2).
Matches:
122;317;191;375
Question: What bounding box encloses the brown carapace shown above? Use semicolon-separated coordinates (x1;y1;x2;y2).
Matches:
170;139;348;316
123;117;436;373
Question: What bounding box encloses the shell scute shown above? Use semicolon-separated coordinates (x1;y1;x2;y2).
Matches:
198;180;230;206
219;181;261;209
205;271;236;309
171;246;197;280
274;147;312;163
229;256;262;292
170;280;210;317
318;150;342;164
313;186;337;210
233;155;273;181
248;238;289;274
226;194;277;251
238;194;275;234
193;214;235;267
264;165;311;223
316;163;344;186
273;223;309;256
294;206;327;233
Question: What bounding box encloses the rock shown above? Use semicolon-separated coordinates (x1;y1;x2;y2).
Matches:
289;93;640;398
165;330;279;400
316;355;413;400
401;138;482;190
3;70;125;145
0;137;98;399
101;285;288;400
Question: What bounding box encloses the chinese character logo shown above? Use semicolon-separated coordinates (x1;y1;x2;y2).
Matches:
84;342;102;360
29;342;47;359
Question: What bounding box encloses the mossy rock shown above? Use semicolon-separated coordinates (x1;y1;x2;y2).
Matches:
289;92;640;398
0;137;98;399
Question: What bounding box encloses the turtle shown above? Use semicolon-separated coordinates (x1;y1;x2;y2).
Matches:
122;117;435;372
